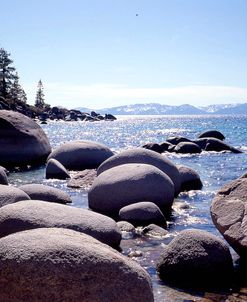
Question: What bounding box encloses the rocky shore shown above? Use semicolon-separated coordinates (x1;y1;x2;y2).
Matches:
0;96;117;122
0;110;246;301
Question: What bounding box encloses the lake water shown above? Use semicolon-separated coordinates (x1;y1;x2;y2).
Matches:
8;115;247;301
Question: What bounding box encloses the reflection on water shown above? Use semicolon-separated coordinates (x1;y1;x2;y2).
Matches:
8;115;247;301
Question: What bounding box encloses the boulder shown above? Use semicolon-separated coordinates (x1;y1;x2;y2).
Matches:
0;228;153;302
119;202;166;227
177;165;203;191
166;136;192;145
19;184;72;204
46;158;70;179
142;224;168;237
0;110;51;168
211;178;247;258
48;140;114;170
198;130;225;140
193;138;208;149
174;142;202;154
67;169;97;189
117;221;136;234
97;148;181;195
156;229;233;290
0;185;30;208
160;141;174;152
0;166;8;185
142;143;163;153
205;138;241;153
0;200;121;248
89;163;174;217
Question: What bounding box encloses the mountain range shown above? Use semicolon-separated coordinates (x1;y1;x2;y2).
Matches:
76;102;247;115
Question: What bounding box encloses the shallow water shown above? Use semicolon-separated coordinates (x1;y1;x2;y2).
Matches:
8;115;247;301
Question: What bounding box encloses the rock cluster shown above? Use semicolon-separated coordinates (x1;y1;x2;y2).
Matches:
142;130;242;154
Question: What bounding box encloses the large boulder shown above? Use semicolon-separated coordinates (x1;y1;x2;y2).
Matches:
205;138;241;153
198;130;225;140
177;165;203;191
19;184;72;204
119;201;166;227
142;143;163;153
0;200;121;248
0;185;30;208
97;148;181;196
0;110;51;168
0;166;8;185
166;136;192;145
48;140;114;170
211;177;247;258
0;228;153;302
174;142;202;154
156;229;233;290
46;158;70;179
89;163;174;217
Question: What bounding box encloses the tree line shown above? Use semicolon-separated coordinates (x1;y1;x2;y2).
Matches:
0;47;46;108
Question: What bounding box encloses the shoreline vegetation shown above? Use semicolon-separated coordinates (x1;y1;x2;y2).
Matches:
0;47;116;122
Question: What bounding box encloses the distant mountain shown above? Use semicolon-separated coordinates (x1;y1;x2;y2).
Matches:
75;102;247;115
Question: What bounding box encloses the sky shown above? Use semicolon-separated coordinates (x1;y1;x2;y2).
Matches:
1;0;247;109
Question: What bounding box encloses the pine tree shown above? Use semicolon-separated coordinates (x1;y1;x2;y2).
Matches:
0;48;18;99
35;79;45;108
9;72;27;104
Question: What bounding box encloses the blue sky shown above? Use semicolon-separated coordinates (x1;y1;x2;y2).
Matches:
1;0;247;109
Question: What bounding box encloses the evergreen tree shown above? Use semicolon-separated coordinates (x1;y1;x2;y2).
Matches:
9;72;27;104
35;79;45;108
0;48;18;99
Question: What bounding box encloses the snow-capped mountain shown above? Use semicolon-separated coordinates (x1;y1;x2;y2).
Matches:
75;102;247;115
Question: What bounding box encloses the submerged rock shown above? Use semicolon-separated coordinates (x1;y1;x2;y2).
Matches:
0;110;51;168
166;136;192;145
177;165;203;192
19;184;72;204
211;177;247;258
46;158;70;179
119;201;167;227
0;228;153;302
89;163;174;218
0;185;30;208
48;140;114;170
142;143;163;153
205;138;242;153
97;148;181;196
198;130;225;140
67;169;97;189
174;142;202;154
0;200;121;248
156;229;233;290
142;224;168;237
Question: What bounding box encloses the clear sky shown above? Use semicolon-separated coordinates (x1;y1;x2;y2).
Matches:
1;0;247;109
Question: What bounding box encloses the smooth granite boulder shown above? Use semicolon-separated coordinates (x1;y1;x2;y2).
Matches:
142;224;168;237
0;200;121;247
97;148;181;195
205;138;241;153
198;130;225;140
156;229;233;290
174;142;202;154
0;110;51;168
117;221;136;234
193;138;209;149
46;158;70;179
177;165;203;191
211;178;247;258
0;185;30;208
0;166;8;185
142;143;163;153
89;163;174;217
119;201;167;227
166;136;193;145
19;184;72;204
0;228;153;302
160;141;174;152
48;140;114;170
